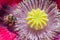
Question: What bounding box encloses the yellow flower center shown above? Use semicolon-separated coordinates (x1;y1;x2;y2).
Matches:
26;8;49;30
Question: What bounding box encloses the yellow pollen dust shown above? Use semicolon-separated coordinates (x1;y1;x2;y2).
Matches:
26;8;48;30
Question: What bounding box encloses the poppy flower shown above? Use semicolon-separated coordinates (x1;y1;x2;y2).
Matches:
9;0;60;40
0;26;16;40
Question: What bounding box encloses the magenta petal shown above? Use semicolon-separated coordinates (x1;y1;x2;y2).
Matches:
0;27;16;40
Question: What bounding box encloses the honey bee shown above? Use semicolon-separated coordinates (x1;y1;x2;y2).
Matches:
4;14;17;27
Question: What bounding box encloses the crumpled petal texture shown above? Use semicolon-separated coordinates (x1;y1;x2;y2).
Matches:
55;0;60;11
0;0;22;5
0;26;16;40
